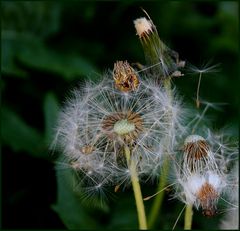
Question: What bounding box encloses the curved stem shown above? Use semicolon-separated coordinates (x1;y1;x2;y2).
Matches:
196;72;202;108
184;204;193;230
124;146;148;230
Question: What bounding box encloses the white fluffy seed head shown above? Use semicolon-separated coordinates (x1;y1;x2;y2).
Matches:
172;129;232;213
175;170;225;211
53;71;187;190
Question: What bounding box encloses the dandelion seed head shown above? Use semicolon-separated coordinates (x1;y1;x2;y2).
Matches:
172;128;234;215
176;170;226;212
53;63;188;193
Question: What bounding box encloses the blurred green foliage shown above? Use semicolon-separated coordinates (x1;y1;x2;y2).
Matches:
1;1;238;229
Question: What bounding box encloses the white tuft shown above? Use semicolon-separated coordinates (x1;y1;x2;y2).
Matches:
134;17;153;37
184;134;205;145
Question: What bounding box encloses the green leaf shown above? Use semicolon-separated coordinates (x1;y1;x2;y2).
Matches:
2;2;61;38
107;192;138;229
43;92;59;145
1;107;47;159
2;34;98;80
1;37;28;78
52;168;97;229
17;38;98;81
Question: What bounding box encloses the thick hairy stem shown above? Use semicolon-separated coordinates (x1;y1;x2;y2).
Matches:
184;204;193;230
124;146;148;230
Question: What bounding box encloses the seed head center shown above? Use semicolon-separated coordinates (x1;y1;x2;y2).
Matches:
114;119;135;135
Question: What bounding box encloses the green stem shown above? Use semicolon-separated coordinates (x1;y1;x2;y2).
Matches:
124;146;148;230
147;156;170;228
148;78;172;228
184;204;193;230
196;72;202;108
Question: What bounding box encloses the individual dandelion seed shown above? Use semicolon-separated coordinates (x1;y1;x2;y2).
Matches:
183;134;217;173
113;60;139;92
186;61;220;108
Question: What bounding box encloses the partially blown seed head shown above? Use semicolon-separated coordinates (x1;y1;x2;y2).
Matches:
53;65;187;193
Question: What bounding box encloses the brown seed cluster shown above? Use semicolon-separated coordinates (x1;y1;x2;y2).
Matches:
197;182;219;217
80;145;95;155
113;61;139;92
102;111;143;143
184;139;210;160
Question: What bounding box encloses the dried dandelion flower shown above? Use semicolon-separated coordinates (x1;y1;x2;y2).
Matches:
134;16;184;79
134;17;155;40
113;61;139;92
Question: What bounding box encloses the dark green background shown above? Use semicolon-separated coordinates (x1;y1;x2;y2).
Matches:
1;1;238;229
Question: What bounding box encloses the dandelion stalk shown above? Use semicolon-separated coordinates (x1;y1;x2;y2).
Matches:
124;145;148;230
148;156;170;228
196;72;202;108
134;14;182;228
184;204;193;230
148;74;174;228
